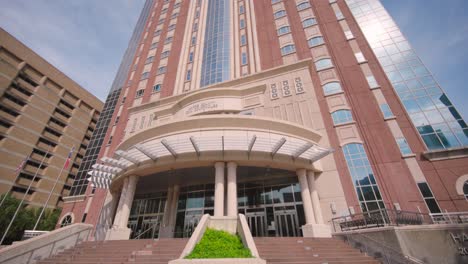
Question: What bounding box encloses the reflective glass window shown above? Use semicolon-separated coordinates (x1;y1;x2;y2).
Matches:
297;2;311;10
153;84;161;93
274;10;286;19
396;137;412;155
315;58;333;71
308;36;324;47
380;104;393;119
281;44;296;56
342;143;385;212
417;182;441;213
322;82;342;96
240;34;247;46
302;18;317;28
331;110;353;125
277;26;290;36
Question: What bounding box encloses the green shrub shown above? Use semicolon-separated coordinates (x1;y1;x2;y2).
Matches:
186;228;252;259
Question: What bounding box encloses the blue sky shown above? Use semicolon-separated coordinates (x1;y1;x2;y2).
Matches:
0;0;467;118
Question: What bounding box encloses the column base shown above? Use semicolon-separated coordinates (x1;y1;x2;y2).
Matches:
301;224;332;238
159;226;175;238
105;227;132;240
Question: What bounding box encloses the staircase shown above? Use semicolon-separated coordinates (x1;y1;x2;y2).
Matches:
37;238;188;264
254;237;380;264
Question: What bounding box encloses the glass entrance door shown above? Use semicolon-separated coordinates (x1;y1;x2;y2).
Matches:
246;209;267;237
274;208;300;237
183;210;203;238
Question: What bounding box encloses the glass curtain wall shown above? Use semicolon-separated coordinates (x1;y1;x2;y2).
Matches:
200;0;231;87
345;0;468;150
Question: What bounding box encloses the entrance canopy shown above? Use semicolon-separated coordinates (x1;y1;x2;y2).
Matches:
88;115;333;189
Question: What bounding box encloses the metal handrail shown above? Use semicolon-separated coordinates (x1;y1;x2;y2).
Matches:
134;223;159;240
342;231;425;264
331;209;433;232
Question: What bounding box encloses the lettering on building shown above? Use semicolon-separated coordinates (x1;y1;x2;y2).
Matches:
450;232;468;256
185;101;219;115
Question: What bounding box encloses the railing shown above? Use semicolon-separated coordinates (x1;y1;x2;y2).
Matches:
133;223;160;240
430;211;468;224
331;209;433;232
340;231;424;264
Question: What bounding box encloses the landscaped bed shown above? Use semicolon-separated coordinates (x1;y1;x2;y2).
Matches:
185;228;252;259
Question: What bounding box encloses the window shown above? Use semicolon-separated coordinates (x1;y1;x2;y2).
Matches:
366;75;379;88
164;37;173;44
121;96;126;104
81;213;87;223
114;116;120;125
107;136;113;145
241;52;248;65
153;84;161;93
380;104;393;119
191;36;196;45
158;66;166;74
186;69;192;81
344;30;354;40
168;24;176;31
171;13;179;19
271;0;281;4
161;50;170;58
150;42;158;49
315;58;333;71
240;19;245;29
355;52;366;63
145;56;154;64
158;18;165;24
239;5;245;14
417;182;441;213
464;181;468;201
174;1;181;8
335;11;344;20
154;30;161;36
277;26;290;36
141;71;150;80
60;215;73;227
240;35;247;46
308;36;324;47
135;89;145;98
302;18;317;28
343;143;385;212
188;52;194;62
331;110;353;125
322;82;342;95
396;137;412;155
297;2;311;11
161;8;168;14
193;22;198;32
274;10;286;19
281;44;295;55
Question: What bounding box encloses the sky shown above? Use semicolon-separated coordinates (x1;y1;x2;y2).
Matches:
0;0;467;118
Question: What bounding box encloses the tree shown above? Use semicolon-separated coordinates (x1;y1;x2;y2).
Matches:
0;194;61;245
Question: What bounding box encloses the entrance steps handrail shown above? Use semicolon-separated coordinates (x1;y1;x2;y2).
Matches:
134;222;160;239
339;231;425;264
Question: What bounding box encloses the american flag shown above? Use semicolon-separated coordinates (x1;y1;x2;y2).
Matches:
63;146;75;169
15;156;29;173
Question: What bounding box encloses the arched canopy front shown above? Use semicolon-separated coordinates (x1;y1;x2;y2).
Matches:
88;115;333;191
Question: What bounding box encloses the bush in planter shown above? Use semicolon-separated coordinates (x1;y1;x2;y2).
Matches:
186;228;252;259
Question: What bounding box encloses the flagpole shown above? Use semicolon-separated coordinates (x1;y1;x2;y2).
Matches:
0;155;29;209
33;145;74;231
0;147;50;245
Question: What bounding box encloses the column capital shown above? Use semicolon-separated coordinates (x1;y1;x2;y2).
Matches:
296;168;307;177
214;161;225;169
227;161;237;169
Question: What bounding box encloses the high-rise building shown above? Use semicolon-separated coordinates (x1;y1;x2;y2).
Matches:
0;28;103;209
59;0;468;241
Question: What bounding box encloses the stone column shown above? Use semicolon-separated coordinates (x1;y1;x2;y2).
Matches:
227;162;238;217
168;184;180;227
163;186;174;227
214;162;225;217
297;169;316;225
307;170;324;224
112;177;129;228
118;175;138;228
